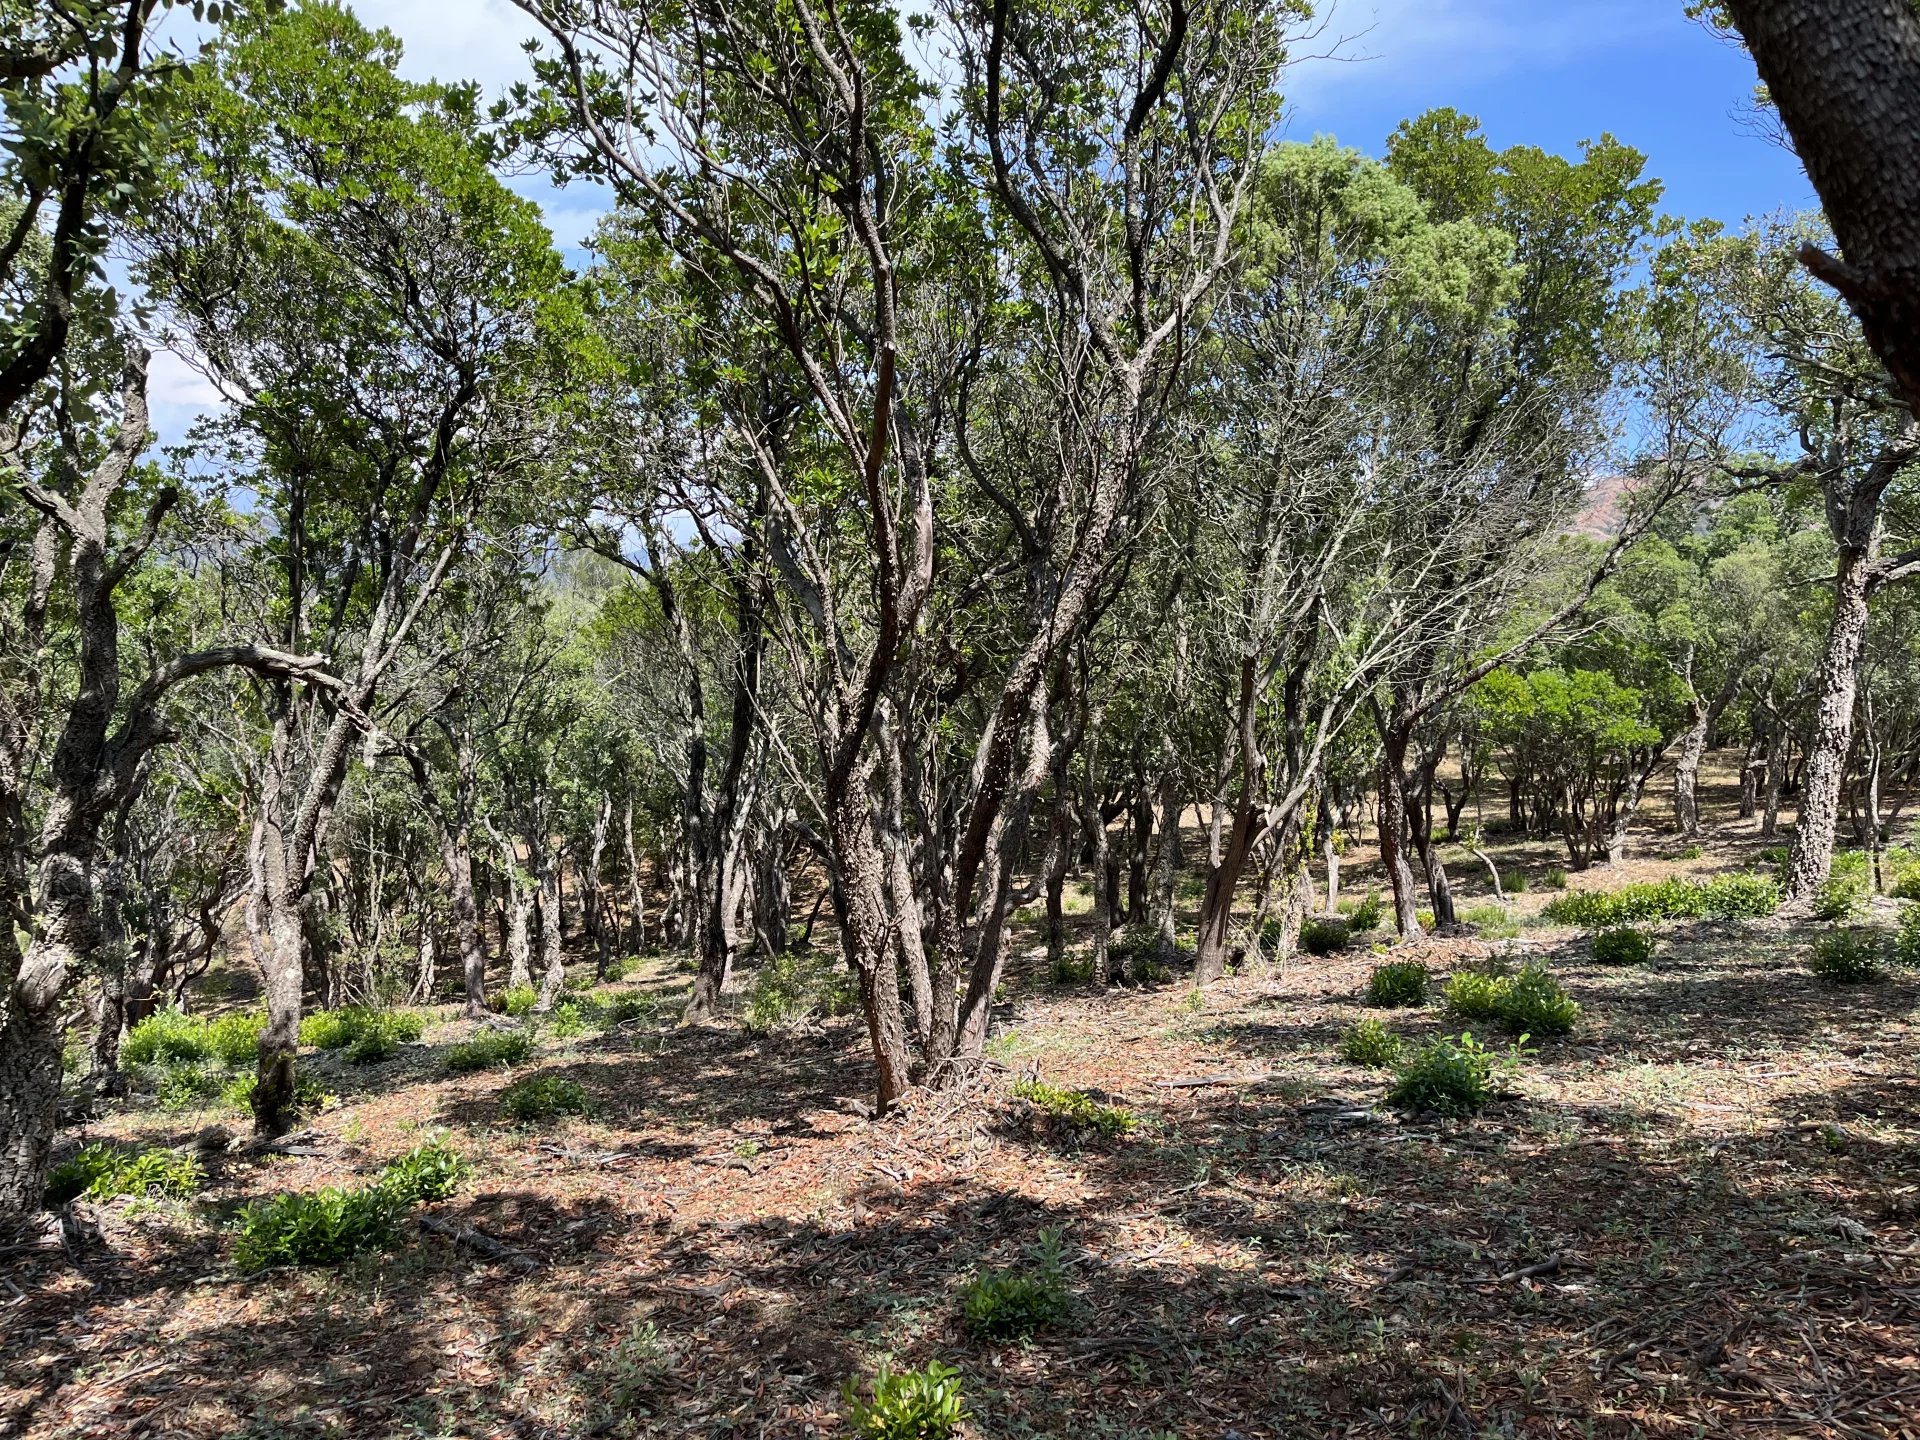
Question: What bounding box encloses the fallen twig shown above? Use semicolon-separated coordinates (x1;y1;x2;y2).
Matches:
417;1214;539;1272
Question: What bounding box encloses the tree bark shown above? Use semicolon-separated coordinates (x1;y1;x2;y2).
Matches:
1785;537;1875;903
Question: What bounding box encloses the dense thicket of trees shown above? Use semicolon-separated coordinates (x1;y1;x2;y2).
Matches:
1;0;1915;1214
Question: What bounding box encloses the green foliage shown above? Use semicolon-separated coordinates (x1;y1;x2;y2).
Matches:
233;1185;402;1273
1386;1032;1513;1118
500;1073;593;1123
500;984;540;1018
547;1001;590;1039
444;1028;534;1073
960;1230;1071;1340
1340;1017;1402;1068
1010;1078;1135;1143
1048;951;1095;986
1297;916;1350;956
1809;930;1884;985
1544;868;1569;891
44;1143;200;1207
592;991;661;1027
1503;870;1530;894
1811;873;1870;922
845;1361;969;1440
155;1061;222;1111
221;1070;334;1116
301;1006;425;1053
123;1007;213;1067
1541;873;1779;927
743;950;857;1032
1889;852;1920;902
1592;927;1655;966
1462;903;1518;938
1678;844;1705;860
1343;890;1385;931
1445;963;1577;1035
234;1141;467;1272
1365;960;1429;1008
1897;903;1920;970
376;1140;470;1205
205;1012;267;1068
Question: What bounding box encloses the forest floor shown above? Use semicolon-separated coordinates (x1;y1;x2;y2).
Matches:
4;760;1919;1439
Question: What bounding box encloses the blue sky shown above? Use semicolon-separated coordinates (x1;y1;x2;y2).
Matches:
143;0;1816;441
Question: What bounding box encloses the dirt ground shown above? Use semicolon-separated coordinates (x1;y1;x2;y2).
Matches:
4;756;1918;1439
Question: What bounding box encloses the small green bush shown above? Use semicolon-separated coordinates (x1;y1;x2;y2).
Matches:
1541;873;1779;928
1503;870;1530;894
220;1070;334;1116
205;1012;266;1068
1592;927;1654;966
1543;867;1569;891
444;1028;534;1073
845;1360;968;1440
123;1007;212;1067
1340;1017;1402;1068
1678;843;1705;860
1890;860;1920;901
594;992;660;1027
547;1001;591;1039
500;1073;593;1123
960;1230;1071;1339
44;1143;200;1206
1344;890;1385;932
1442;967;1510;1023
1809;929;1884;984
1811;874;1870;922
499;984;540;1018
1048;951;1095;986
1365;960;1428;1008
233;1186;401;1273
1896;902;1920;969
1297;916;1350;956
1500;964;1579;1036
744;951;857;1032
155;1060;222;1112
301;1006;425;1053
1462;903;1518;939
1416;909;1435;930
376;1140;469;1205
1386;1032;1511;1118
1010;1078;1135;1143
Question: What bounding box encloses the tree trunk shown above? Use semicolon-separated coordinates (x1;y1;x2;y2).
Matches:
1786;534;1876;904
1377;723;1423;937
827;775;912;1111
1672;696;1710;837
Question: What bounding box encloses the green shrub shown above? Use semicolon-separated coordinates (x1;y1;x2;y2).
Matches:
743;951;857;1032
301;1006;425;1053
1678;843;1705;860
205;1012;266;1068
1809;929;1884;984
376;1140;469;1205
1592;927;1654;966
1812;873;1870;922
1541;873;1780;928
233;1186;402;1273
1048;951;1094;986
1340;1017;1402;1068
1344;890;1385;932
1502;870;1530;894
1890;858;1920;901
547;1001;591;1039
220;1070;334;1116
444;1028;534;1073
594;991;660;1027
1009;1078;1135;1143
44;1143;200;1206
1365;960;1428;1008
1442;967;1510;1023
1297;916;1350;956
1462;903;1518;939
960;1230;1071;1340
155;1060;222;1112
845;1360;968;1440
123;1007;212;1067
1386;1032;1511;1118
500;1073;593;1123
499;984;540;1018
1500;964;1579;1036
345;1027;397;1065
1416;909;1435;930
1543;867;1568;891
1896;903;1920;969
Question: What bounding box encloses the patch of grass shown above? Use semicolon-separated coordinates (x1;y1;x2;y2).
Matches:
500;1073;593;1123
1462;903;1519;939
960;1229;1071;1340
1503;870;1530;894
1010;1077;1135;1143
1297;916;1350;956
1386;1032;1515;1118
1340;1017;1402;1068
591;991;661;1026
1543;867;1569;890
444;1028;534;1073
743;950;857;1032
44;1143;200;1207
1365;960;1428;1008
845;1360;968;1440
1592;927;1655;966
123;1007;212;1067
1809;929;1884;985
1541;873;1779;927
